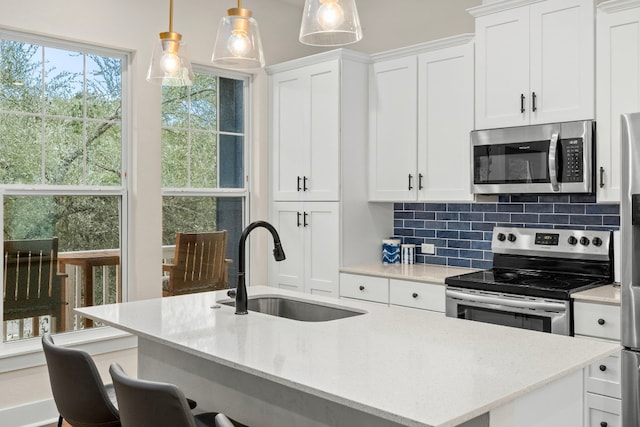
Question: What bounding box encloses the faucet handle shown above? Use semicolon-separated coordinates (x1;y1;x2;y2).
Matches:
227;289;237;298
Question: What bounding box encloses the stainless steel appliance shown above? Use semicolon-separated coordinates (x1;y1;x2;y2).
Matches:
445;226;613;336
472;120;595;194
620;112;640;425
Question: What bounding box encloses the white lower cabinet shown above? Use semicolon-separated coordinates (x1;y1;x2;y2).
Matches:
339;273;445;314
575;300;622;427
586;393;621;427
389;279;445;314
339;273;389;304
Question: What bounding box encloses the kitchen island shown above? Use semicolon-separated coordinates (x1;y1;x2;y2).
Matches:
76;286;619;427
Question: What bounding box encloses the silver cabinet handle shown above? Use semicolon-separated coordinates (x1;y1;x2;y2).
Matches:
600;166;605;189
520;93;525;114
549;132;559;192
408;174;413;190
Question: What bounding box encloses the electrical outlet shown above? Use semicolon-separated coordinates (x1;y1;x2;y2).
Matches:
421;243;435;255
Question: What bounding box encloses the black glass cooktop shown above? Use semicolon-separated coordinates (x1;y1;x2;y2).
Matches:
445;268;610;300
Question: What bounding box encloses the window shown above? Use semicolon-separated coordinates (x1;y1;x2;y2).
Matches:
0;32;128;342
161;68;248;289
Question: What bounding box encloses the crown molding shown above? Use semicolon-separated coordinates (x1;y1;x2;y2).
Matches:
369;34;475;62
265;49;371;75
467;0;546;17
598;0;640;13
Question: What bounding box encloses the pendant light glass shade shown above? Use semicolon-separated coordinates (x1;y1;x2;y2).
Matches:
299;0;362;46
212;2;265;69
147;0;194;86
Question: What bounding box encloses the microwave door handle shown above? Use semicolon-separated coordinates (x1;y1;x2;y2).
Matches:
549;132;559;192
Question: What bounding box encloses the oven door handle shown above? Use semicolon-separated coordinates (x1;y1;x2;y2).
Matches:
549;132;560;192
446;289;567;313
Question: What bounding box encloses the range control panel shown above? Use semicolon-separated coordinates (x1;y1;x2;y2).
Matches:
493;226;611;260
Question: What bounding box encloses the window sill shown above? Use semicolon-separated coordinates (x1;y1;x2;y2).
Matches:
0;327;137;373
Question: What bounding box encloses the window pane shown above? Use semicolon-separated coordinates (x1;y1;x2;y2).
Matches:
161;128;188;187
220;134;243;188
44;47;83;118
86;55;122;121
45;118;83;185
162;85;189;128
190;73;217;130
0;41;43;114
86;121;122;185
190;132;217;188
3;195;122;342
219;77;243;133
162;196;243;287
0;113;42;184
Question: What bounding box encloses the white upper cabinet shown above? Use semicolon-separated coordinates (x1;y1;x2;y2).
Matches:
369;35;475;202
369;56;418;201
271;60;340;202
417;41;475;202
472;0;594;129
596;0;640;202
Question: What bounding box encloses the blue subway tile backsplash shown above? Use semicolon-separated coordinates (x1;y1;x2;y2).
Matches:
393;195;620;268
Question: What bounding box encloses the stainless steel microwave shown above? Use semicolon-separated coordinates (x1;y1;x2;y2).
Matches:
472;120;595;195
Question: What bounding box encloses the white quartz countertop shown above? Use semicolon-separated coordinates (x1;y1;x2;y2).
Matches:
76;286;619;427
572;284;621;305
340;263;477;284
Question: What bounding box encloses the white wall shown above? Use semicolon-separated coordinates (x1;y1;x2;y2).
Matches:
0;0;479;422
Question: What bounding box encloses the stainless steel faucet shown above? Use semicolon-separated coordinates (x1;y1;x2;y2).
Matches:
235;220;286;315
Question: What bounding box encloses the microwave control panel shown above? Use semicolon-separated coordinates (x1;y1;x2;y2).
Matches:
559;138;583;182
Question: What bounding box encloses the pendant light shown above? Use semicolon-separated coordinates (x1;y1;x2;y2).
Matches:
147;0;194;87
211;0;265;69
299;0;362;46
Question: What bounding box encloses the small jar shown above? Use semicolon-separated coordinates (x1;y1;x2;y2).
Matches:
382;239;401;264
401;244;416;265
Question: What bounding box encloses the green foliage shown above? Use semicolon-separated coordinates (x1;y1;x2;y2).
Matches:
0;39;123;253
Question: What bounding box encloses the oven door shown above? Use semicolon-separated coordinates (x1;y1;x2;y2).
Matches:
446;287;571;335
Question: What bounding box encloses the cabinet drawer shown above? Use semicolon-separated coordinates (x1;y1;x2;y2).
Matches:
389;279;445;312
586;393;621;427
339;273;389;304
574;302;621;340
585;350;621;399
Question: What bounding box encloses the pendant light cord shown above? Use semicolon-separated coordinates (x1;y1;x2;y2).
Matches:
168;0;174;33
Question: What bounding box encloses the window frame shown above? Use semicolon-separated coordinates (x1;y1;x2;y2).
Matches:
161;65;252;286
0;29;131;363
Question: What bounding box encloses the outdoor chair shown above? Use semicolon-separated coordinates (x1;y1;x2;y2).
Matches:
3;238;67;337
163;231;232;296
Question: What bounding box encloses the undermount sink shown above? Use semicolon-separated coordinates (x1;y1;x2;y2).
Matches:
220;296;365;322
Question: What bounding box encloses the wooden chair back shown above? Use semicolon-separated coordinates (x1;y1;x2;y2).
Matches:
163;231;230;296
3;238;65;335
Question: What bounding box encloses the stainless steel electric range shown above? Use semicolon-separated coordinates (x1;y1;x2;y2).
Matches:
445;226;614;336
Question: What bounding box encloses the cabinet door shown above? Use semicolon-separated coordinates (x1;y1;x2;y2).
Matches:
369;56;418;201
270;202;305;292
304;202;340;296
475;7;530;129
529;0;594;124
306;61;340;201
417;43;474;202
596;5;640;202
271;70;309;201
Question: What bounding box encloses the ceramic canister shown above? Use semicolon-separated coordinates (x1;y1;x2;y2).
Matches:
401;244;416;265
382;239;401;264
